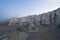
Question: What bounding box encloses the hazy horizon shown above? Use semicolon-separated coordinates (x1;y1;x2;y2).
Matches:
0;0;60;20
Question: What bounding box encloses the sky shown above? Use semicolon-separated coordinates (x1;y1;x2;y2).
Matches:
0;0;60;20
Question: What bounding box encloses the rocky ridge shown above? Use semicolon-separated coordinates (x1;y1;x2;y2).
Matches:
0;8;60;40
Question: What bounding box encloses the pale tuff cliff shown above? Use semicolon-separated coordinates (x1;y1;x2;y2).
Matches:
0;8;60;40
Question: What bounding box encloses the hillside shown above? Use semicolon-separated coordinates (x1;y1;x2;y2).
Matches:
0;8;60;40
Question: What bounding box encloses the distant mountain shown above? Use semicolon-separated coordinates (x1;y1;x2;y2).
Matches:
0;13;6;20
0;17;5;20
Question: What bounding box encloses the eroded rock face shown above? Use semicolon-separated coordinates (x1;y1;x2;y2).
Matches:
0;8;60;40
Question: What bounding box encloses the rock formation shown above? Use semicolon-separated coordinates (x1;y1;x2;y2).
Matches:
0;8;60;40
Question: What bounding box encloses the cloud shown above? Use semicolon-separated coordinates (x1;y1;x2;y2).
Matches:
0;0;60;18
6;0;60;17
25;0;60;15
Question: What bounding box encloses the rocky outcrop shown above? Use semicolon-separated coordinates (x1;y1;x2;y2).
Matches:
0;8;60;40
